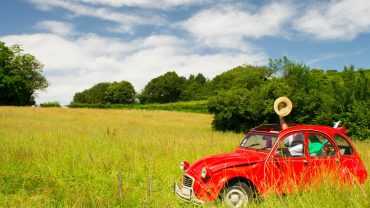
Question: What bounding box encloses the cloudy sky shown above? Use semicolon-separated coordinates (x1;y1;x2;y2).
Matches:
1;0;370;105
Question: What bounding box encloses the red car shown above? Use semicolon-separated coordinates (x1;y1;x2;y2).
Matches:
174;124;368;207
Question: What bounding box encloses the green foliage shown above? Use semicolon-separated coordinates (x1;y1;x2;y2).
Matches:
39;101;61;107
206;65;269;93
209;57;370;139
179;73;209;101
208;80;290;132
68;100;209;114
0;41;48;105
73;82;110;104
208;89;250;132
139;71;186;103
72;81;136;104
69;56;369;139
341;101;370;140
105;81;135;104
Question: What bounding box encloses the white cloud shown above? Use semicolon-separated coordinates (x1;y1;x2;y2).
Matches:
36;21;75;36
1;33;267;105
28;0;165;33
294;0;370;40
306;48;369;66
77;0;210;9
180;2;295;50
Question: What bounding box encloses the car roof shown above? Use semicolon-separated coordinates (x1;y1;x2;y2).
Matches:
250;123;297;134
250;124;347;137
279;125;347;137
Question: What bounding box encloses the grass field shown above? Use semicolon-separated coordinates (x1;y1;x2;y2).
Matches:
0;107;369;207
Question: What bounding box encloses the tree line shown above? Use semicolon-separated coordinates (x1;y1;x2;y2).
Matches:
72;59;369;139
71;65;270;105
71;72;210;104
1;41;368;139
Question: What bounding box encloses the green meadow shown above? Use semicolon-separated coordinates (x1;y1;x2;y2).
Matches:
0;107;369;207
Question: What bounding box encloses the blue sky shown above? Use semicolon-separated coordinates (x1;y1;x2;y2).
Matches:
1;0;370;105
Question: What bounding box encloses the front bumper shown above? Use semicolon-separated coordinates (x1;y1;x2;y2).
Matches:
174;181;205;204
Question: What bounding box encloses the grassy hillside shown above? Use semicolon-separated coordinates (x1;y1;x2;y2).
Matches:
0;107;369;207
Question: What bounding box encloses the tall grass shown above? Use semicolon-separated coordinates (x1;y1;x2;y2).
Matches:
0;107;368;207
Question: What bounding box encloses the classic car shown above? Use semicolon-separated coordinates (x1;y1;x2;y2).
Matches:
174;124;368;207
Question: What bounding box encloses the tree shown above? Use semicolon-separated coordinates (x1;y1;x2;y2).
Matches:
0;41;48;105
206;65;269;93
179;73;209;101
72;82;110;104
72;92;87;104
208;79;290;132
194;73;207;85
139;71;186;103
105;81;136;104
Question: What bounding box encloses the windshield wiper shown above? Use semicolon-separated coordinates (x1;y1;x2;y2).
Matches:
256;147;270;151
245;143;260;148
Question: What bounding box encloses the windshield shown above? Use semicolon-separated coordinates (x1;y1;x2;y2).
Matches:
240;133;278;150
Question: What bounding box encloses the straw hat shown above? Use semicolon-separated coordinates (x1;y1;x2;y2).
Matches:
274;97;293;117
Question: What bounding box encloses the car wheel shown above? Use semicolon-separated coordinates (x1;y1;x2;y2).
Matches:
223;182;253;208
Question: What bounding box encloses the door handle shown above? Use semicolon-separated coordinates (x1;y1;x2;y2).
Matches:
334;158;340;166
303;160;308;165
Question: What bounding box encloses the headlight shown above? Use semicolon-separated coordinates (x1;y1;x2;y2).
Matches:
180;161;189;171
201;167;209;179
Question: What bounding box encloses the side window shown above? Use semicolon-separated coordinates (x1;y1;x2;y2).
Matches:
308;133;336;157
334;134;354;155
277;133;305;157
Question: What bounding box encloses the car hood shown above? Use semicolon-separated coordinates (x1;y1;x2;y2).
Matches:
185;150;265;175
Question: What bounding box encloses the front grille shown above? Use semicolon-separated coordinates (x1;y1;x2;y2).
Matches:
182;175;193;188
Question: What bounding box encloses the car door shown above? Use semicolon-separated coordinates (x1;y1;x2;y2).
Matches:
306;131;339;183
265;131;309;194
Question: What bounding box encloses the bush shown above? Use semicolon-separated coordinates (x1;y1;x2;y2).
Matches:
68;101;209;114
139;72;186;104
72;82;110;104
40;101;61;107
72;81;136;104
105;81;135;104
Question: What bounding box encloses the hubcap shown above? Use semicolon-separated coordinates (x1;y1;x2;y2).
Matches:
225;187;248;208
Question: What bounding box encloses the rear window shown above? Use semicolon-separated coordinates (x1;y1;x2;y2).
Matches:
334;134;354;155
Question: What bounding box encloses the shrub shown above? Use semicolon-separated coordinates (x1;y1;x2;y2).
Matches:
105;81;136;104
40;101;61;107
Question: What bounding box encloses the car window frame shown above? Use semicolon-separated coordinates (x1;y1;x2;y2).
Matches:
306;130;338;158
239;132;278;151
273;130;307;158
333;133;355;156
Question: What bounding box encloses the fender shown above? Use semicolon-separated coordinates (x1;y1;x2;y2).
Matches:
213;163;262;197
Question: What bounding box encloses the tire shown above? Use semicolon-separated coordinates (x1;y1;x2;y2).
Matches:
223;182;253;208
274;97;293;117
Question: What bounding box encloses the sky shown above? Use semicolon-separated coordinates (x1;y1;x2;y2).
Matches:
1;0;370;105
